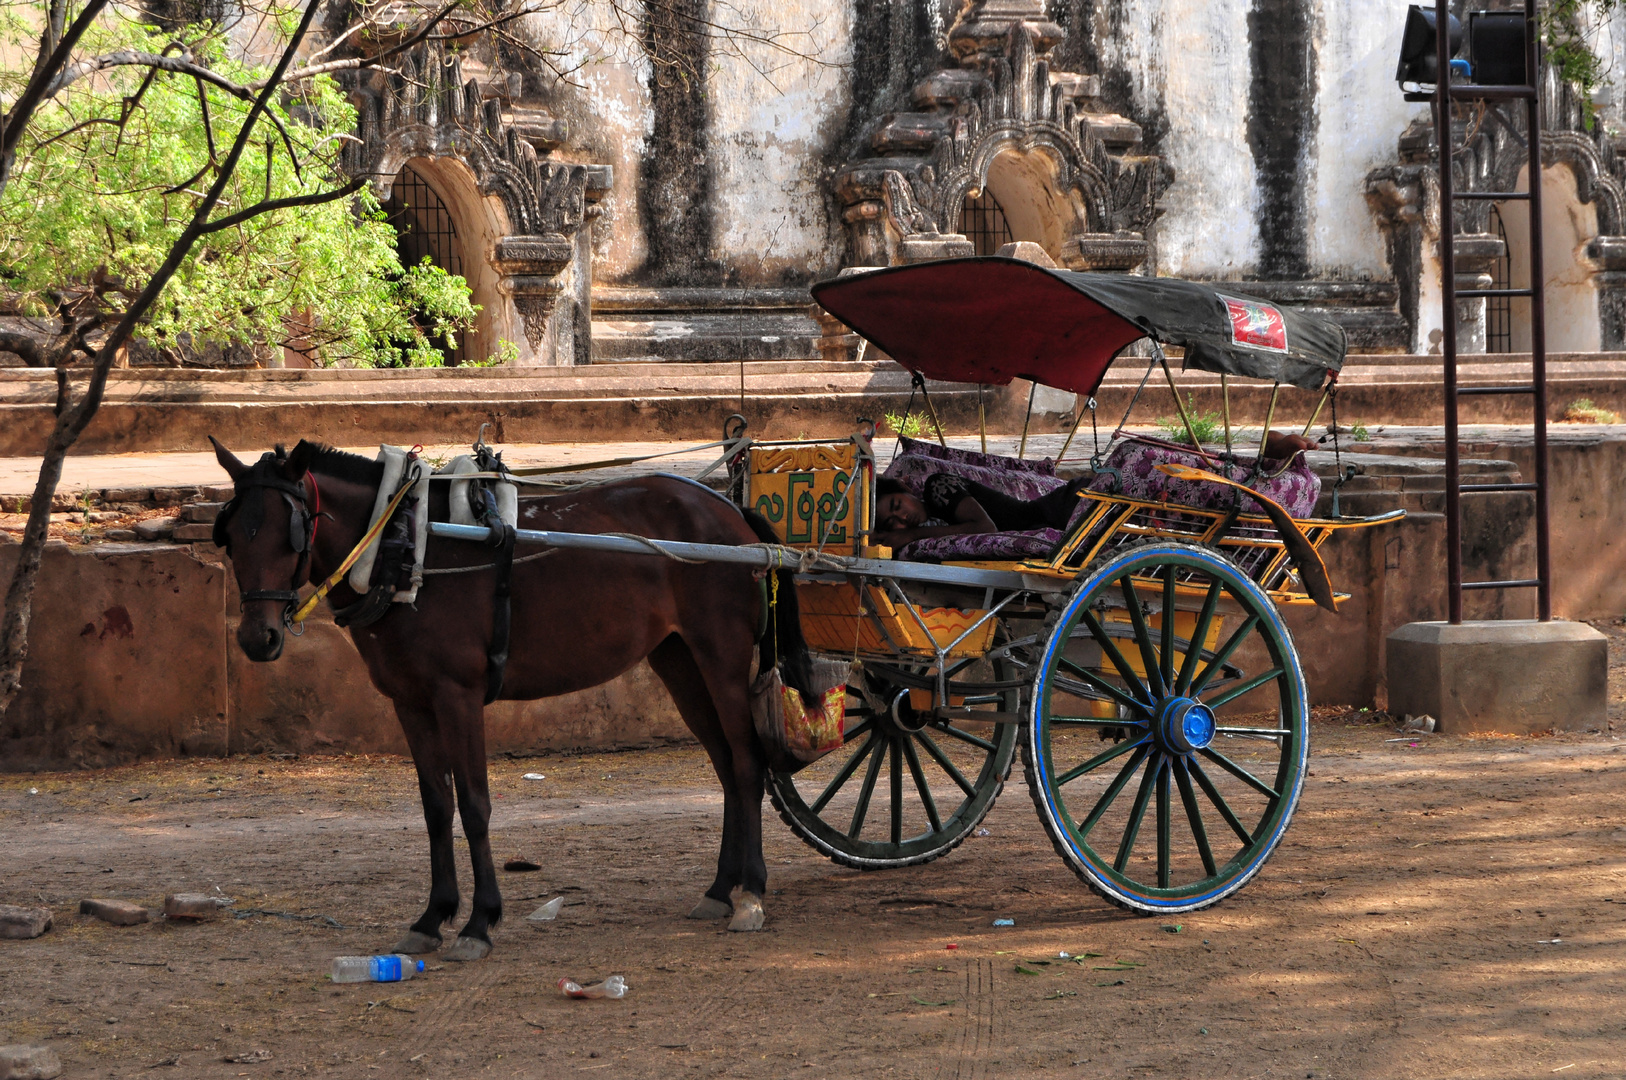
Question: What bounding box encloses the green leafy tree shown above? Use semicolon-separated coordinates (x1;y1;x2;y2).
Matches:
0;16;474;366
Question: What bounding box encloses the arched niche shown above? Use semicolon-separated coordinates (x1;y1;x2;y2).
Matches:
382;156;518;365
1500;162;1601;353
974;146;1087;261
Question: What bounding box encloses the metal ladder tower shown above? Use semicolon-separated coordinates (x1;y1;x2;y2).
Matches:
1432;0;1552;624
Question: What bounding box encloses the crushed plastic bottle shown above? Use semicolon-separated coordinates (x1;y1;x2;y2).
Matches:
527;897;564;922
330;954;426;983
558;975;627;1000
992;918;1015;927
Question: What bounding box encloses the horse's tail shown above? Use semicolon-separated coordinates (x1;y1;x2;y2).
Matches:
740;508;815;698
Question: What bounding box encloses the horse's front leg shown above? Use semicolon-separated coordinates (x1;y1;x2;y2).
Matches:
443;690;502;962
393;703;460;955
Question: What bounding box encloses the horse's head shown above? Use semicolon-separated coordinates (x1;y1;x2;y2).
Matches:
211;437;319;662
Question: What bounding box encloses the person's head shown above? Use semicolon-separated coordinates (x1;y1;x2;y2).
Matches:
874;477;927;532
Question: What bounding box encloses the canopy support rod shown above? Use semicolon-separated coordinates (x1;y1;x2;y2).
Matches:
1301;386;1332;437
1259;383;1281;455
977;385;987;453
1056;396;1090;464
1017;382;1038;459
1221;374;1233;457
1159;355;1206;457
915;373;947;447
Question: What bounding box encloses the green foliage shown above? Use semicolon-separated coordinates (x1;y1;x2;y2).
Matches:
0;14;475;367
882;410;931;438
1542;0;1623;130
1350;420;1371;442
1155;394;1224;445
1563;397;1622;422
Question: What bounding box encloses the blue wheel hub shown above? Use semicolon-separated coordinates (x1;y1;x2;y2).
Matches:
1157;697;1216;754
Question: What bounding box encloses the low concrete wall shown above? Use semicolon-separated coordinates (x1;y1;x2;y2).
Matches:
3;433;1619;769
0;539;687;771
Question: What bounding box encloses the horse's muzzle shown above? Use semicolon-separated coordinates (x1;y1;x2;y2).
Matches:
237;616;285;662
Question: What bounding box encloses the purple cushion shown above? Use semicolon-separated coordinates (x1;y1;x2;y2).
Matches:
884;455;1065;504
895;437;1057;477
899;528;1064;563
1087;441;1321;518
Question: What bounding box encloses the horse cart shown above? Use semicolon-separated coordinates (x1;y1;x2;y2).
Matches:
429;257;1403;916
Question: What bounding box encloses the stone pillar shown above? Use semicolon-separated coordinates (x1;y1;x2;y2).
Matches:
1452;233;1503;354
1586;235;1626;349
493;235;573;365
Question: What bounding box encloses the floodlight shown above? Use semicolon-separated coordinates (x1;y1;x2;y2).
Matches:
1396;4;1464;98
1469;11;1528;88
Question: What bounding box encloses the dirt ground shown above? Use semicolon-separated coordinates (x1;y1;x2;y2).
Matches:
4;629;1626;1080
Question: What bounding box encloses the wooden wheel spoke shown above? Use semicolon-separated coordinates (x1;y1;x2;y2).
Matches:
1080;610;1152;706
1056;733;1147;788
1159;568;1177;692
841;716;875;745
1113;752;1162;872
1199;748;1281;801
1048;716;1149;728
1119;575;1167;699
812;733;878;815
1187;756;1253;845
848;734;889;837
915;729;978;799
1075;744;1151;839
1190;614;1259;696
1202;667;1285;710
1056;658;1147;716
1174;759;1218;877
1156;759;1172;889
932;722;997;753
889;737;904;846
901;736;943;834
1176;580;1224;696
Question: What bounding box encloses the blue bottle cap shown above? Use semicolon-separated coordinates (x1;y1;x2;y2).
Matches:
415;960;426;972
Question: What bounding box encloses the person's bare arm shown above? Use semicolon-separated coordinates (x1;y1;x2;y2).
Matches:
873;495;996;548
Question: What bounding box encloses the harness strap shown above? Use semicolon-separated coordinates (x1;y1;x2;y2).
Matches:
483;523;518;705
292;480;417;625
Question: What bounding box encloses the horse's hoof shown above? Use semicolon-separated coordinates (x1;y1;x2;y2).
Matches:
393;930;442;955
687;896;731;920
443;936;492;962
726;887;765;932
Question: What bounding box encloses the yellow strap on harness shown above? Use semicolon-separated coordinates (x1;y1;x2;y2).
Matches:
291;480;418;625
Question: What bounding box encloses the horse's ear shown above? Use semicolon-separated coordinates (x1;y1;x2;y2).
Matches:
210;436;248;482
284;439;316;479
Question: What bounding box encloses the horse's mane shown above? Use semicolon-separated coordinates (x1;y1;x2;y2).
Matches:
296;440;384;486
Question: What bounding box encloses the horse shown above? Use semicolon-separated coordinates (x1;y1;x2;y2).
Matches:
209;437;812;959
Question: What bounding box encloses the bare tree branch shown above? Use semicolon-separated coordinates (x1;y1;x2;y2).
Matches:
196;173;367;236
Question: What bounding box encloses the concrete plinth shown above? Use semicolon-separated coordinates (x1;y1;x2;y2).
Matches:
1386;620;1608;734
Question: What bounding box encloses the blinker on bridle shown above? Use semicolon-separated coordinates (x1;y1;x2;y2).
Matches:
214;449;320;634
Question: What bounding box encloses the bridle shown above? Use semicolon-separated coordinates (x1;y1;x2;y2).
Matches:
214;450;321;633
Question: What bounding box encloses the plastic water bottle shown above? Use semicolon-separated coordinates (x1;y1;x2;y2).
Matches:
330;954;425;983
558;975;627;999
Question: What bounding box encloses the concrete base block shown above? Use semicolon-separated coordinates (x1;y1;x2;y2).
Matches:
1386;620;1608;734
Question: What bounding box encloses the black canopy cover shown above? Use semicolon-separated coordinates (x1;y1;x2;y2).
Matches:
810;257;1347;395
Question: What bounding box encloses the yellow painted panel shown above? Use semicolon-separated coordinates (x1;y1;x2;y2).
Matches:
795;581;995;660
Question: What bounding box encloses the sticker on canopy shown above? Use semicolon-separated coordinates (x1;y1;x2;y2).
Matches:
1219;295;1289;353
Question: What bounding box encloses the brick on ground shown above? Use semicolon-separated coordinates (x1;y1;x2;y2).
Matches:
163;894;222;920
133;517;177;541
0;1044;62;1080
79;898;149;926
183;502;222;523
0;905;51;939
170;523;215;542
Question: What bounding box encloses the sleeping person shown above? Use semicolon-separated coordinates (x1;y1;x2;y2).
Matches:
872;474;1090;549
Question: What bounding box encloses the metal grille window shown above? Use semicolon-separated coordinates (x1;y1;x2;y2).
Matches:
1486;204;1512;354
958;190;1014;256
382;165;471;365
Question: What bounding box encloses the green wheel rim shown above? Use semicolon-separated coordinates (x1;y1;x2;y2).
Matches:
1024;540;1309;912
769;658;1019;869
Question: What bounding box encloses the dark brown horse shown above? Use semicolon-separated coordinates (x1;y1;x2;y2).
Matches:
210;438;810;959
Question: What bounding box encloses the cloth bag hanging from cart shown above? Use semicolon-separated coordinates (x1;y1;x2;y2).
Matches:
750;658;854;769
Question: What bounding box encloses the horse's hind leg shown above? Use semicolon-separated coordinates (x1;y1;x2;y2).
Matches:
648;636;749;922
393;703;460;954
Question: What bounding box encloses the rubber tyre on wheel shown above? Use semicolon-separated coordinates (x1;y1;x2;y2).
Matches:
1023;539;1309;913
769;658;1020;869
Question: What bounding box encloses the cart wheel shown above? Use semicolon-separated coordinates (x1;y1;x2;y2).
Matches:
768;659;1020;869
1023;540;1309;913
